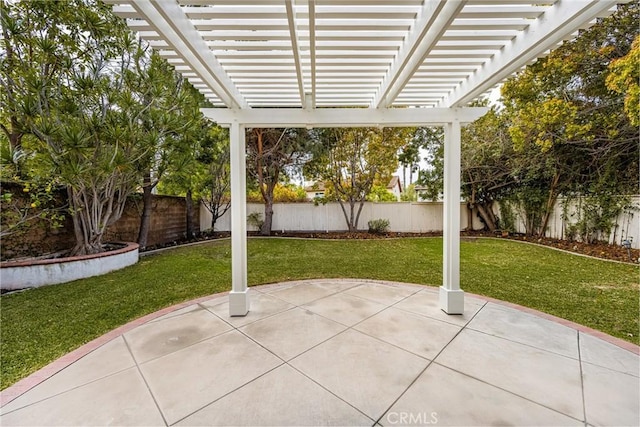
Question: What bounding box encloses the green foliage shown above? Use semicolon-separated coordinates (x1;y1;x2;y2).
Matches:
501;2;639;203
308;127;411;231
246;212;264;230
161;123;231;231
438;3;640;236
564;195;637;244
366;185;397;202
460;109;514;231
0;0;126;153
0;0;150;255
1;238;638;388
400;184;417;202
246;128;314;235
413;127;444;202
497;200;516;233
508;188;547;236
1;0;209;254
0;181;65;239
367;218;390;234
247;183;307;203
606;35;640;126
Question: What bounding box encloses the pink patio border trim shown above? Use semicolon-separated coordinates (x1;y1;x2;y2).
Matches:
0;291;228;407
1;280;638;407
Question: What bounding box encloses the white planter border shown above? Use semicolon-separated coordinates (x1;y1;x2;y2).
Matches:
0;242;139;291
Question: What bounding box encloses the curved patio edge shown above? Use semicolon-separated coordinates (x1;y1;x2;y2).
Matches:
0;242;139;291
1;278;637;408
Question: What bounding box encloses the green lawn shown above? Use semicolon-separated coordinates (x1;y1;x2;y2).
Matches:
1;237;638;389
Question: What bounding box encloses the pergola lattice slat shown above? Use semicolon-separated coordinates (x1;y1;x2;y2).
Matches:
110;0;624;108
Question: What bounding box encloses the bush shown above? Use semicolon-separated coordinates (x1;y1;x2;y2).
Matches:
247;212;264;230
498;200;516;233
368;218;390;234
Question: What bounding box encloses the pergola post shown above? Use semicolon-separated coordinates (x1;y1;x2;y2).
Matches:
229;121;250;316
440;118;464;314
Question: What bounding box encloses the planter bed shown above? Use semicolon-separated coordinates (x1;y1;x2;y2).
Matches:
0;242;139;292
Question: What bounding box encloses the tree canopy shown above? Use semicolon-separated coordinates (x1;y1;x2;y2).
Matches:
0;0;227;254
416;2;639;237
307;127;411;231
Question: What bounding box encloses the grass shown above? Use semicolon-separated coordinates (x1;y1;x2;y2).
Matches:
1;237;638;389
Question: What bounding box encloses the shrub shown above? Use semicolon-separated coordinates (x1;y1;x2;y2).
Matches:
368;218;390;234
247;212;264;230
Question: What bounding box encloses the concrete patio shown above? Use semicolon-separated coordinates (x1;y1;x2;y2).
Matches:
1;279;638;426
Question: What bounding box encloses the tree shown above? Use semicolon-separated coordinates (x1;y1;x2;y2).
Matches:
0;0;120;154
397;135;420;189
412;114;514;231
413;127;444;202
366;184;397;202
126;51;199;249
160;123;231;234
198;126;231;231
460;109;516;231
501;2;639;236
309;127;410;231
245;128;311;236
606;35;640;127
0;0;149;255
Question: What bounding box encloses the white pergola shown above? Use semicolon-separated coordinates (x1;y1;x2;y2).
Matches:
107;0;624;317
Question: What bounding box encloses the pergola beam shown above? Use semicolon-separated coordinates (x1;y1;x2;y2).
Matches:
285;0;306;107
372;0;466;108
201;107;487;127
129;0;248;109
438;0;621;108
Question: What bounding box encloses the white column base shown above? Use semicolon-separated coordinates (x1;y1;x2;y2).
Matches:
229;289;250;317
439;286;464;315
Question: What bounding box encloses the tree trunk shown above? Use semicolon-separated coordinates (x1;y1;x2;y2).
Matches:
354;200;366;231
348;198;357;232
68;187;105;256
210;205;218;229
68;187;89;256
476;202;497;231
336;199;351;231
261;195;274;236
185;188;195;239
466;203;474;231
402;165;407;190
137;173;154;249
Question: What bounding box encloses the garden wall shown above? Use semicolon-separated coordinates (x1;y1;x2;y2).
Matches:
1;187;197;260
104;195;199;248
0;183;76;260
